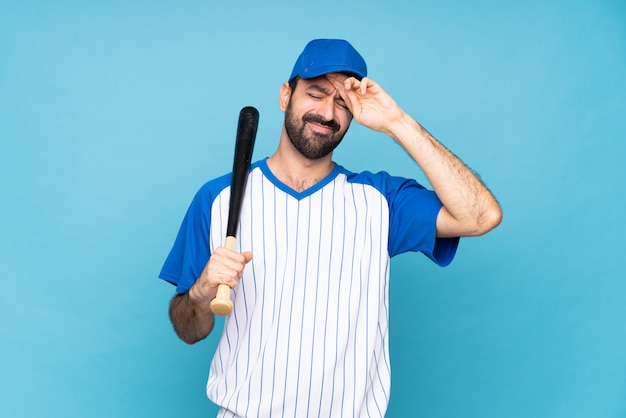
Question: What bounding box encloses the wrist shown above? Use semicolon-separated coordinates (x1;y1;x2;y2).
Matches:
188;281;215;307
385;112;419;143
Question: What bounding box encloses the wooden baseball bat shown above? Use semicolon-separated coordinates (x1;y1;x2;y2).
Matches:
209;106;259;316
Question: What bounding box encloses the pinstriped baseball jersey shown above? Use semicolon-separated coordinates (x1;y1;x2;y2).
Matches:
160;158;458;418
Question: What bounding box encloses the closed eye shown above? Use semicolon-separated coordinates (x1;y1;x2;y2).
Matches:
306;84;334;100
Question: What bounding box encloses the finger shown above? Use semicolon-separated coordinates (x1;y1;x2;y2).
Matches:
210;248;250;278
324;75;354;107
242;251;254;263
325;72;348;83
207;262;242;288
325;73;355;94
215;246;250;264
359;77;369;94
337;76;359;91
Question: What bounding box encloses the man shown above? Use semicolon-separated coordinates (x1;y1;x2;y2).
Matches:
160;39;502;417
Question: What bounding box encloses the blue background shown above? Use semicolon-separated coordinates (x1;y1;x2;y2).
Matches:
1;0;625;417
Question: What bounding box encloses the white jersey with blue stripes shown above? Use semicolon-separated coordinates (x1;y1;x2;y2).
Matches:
160;158;458;418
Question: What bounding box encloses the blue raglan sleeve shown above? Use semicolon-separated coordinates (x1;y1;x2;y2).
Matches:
386;176;459;266
159;176;229;294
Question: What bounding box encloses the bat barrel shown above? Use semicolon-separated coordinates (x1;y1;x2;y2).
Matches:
226;106;259;237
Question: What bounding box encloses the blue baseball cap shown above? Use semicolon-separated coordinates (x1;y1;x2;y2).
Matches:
288;39;367;82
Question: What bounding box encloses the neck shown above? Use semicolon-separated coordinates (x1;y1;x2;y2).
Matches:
267;130;335;192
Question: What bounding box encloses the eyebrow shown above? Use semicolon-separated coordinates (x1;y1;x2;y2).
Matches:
307;84;333;95
306;84;346;103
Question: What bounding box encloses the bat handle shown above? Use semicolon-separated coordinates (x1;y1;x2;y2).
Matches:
209;236;237;316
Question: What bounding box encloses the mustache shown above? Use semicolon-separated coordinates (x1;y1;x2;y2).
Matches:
302;113;340;133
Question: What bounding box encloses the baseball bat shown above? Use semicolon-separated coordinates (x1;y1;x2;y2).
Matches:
210;106;259;316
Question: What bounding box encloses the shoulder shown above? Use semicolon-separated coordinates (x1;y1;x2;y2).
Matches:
198;172;231;195
191;160;265;205
191;172;230;204
336;165;428;196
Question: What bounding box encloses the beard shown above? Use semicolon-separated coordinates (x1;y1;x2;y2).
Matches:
284;100;349;160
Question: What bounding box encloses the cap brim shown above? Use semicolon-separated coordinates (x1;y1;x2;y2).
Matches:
294;65;365;81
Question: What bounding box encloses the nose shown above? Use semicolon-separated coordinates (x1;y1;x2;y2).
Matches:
317;96;336;122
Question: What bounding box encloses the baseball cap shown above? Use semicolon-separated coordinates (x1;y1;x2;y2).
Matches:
288;39;367;82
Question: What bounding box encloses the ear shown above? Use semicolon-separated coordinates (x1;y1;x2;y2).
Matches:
279;82;291;112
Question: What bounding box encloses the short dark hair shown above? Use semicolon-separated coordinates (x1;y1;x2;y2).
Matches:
288;76;300;96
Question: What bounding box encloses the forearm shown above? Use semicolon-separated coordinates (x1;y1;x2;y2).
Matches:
387;113;502;236
328;74;501;235
169;286;215;344
167;247;252;344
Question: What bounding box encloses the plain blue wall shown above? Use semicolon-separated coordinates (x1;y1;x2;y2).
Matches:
1;1;625;417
